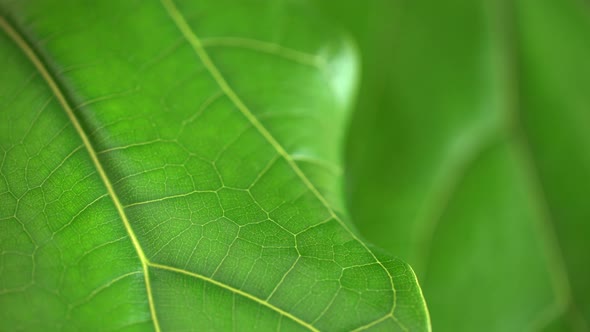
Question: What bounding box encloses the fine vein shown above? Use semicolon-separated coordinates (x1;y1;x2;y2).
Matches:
0;15;161;332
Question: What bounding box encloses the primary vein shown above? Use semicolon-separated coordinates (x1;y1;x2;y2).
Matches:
0;15;161;332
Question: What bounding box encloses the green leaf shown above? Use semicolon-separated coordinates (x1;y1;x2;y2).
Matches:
315;0;590;331
0;0;430;331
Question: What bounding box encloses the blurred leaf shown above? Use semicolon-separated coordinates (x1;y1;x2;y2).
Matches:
0;0;430;330
315;0;590;331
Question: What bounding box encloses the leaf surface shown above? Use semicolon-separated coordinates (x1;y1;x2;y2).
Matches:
0;0;429;331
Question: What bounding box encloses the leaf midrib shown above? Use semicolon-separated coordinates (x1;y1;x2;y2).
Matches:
0;15;162;332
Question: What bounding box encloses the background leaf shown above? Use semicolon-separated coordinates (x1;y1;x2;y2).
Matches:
314;0;590;331
0;0;429;331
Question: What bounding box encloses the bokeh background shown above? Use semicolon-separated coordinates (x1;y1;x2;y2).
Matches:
313;0;590;331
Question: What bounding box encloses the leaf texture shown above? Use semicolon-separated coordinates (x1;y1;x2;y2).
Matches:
0;0;429;331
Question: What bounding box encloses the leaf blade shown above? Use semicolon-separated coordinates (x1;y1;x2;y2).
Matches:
0;0;430;330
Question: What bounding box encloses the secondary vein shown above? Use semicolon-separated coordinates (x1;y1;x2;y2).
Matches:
149;262;319;332
159;0;398;317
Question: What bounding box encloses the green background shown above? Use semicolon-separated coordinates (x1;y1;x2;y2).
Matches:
315;0;590;331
